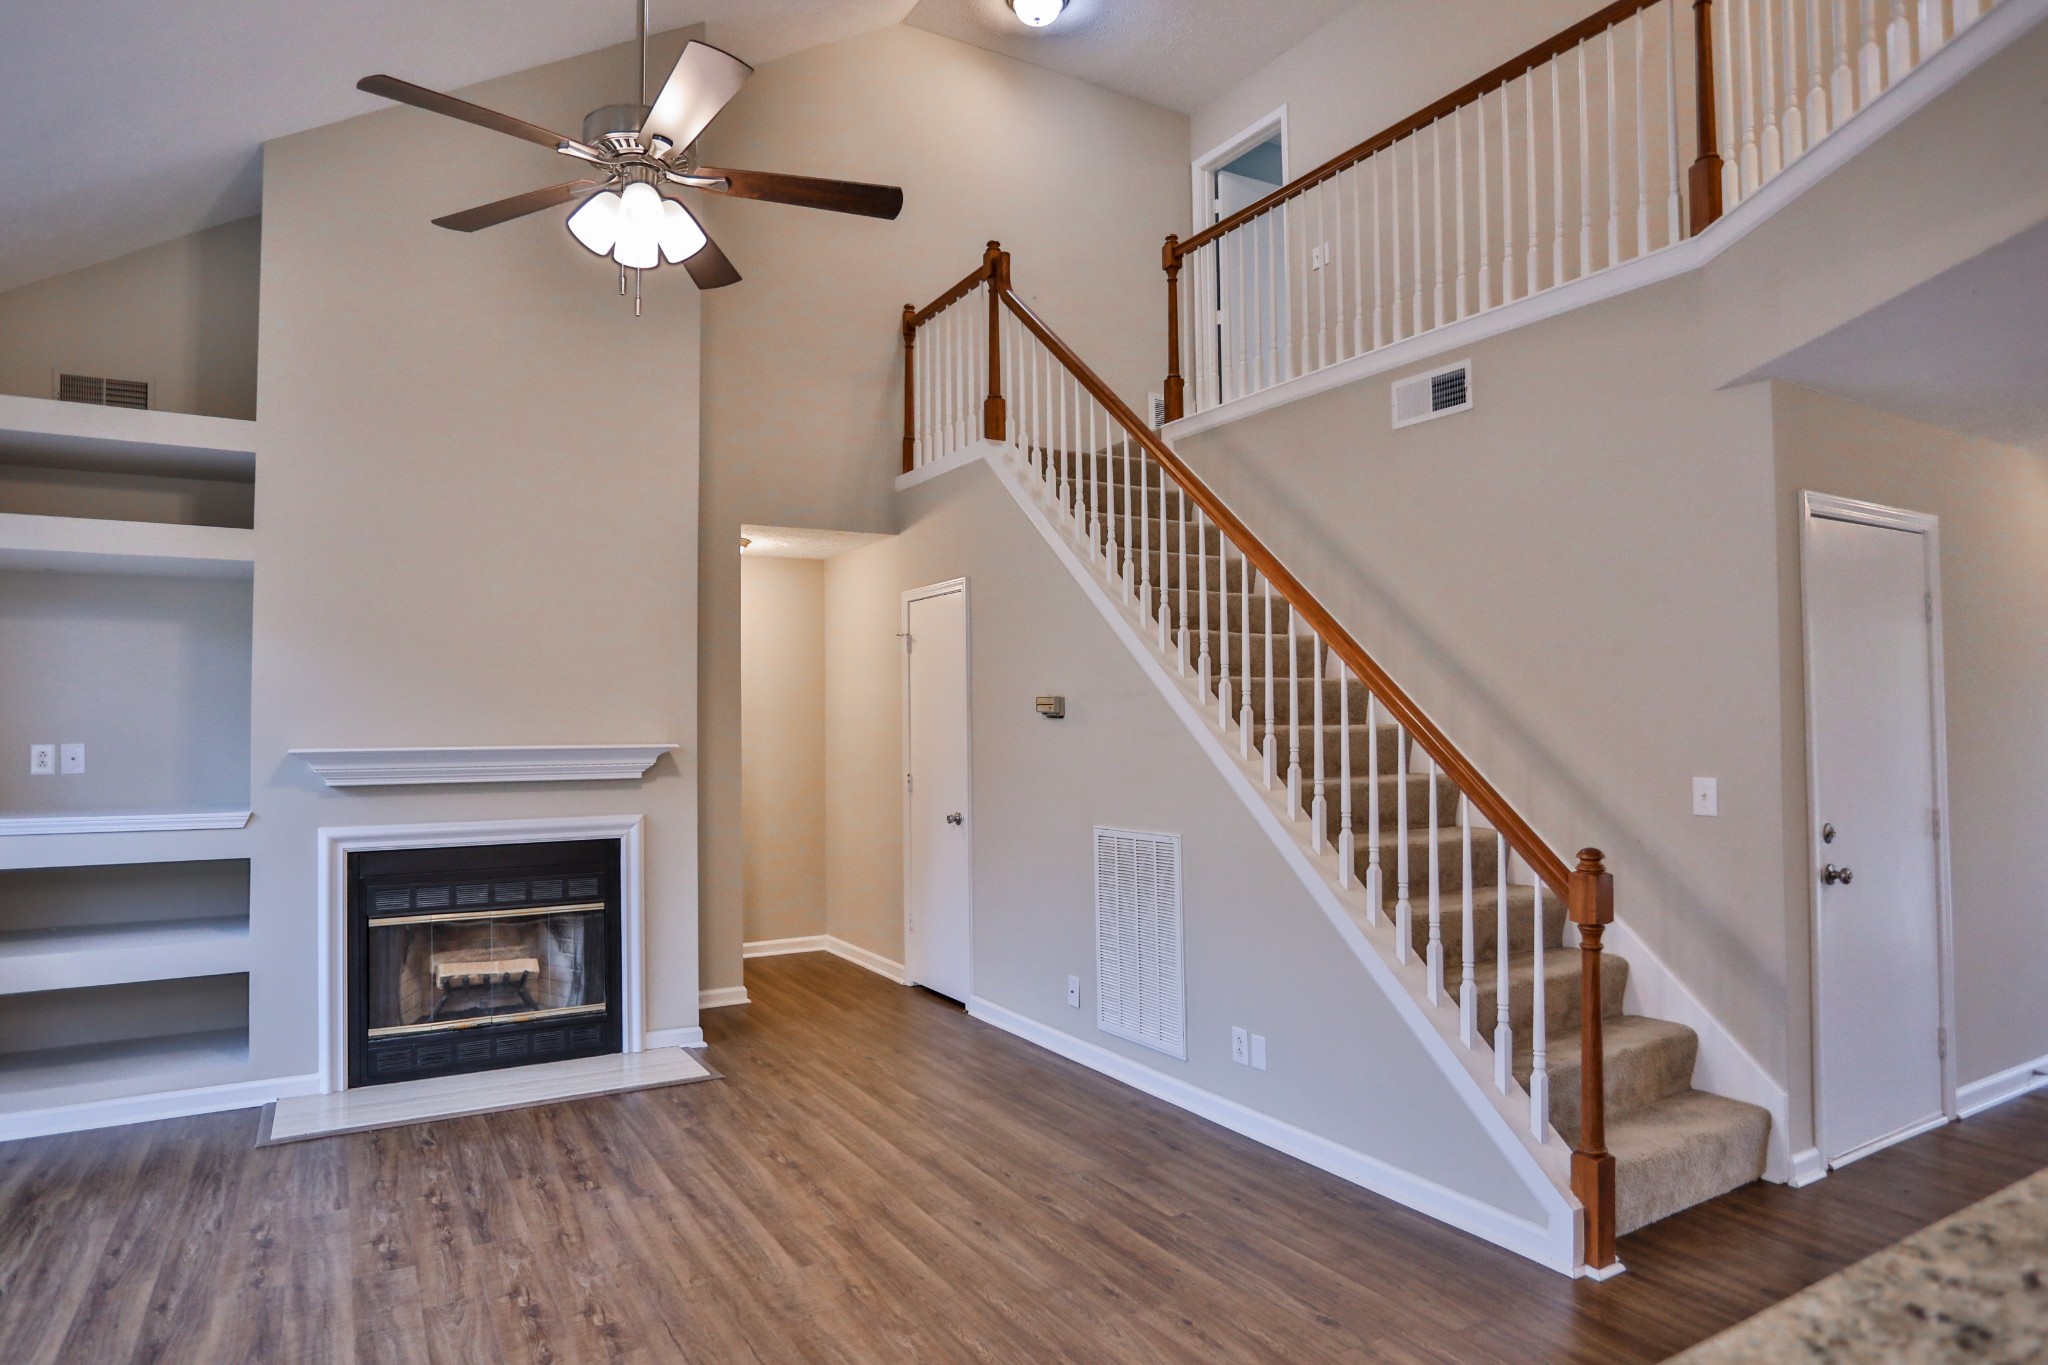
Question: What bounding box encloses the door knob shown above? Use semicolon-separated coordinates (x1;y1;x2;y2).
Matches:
1823;864;1853;886
946;812;964;826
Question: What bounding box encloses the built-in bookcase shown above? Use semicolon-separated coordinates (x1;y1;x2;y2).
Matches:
0;395;260;1127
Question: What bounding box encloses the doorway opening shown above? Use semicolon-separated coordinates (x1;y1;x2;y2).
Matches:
1800;492;1957;1169
1193;110;1289;404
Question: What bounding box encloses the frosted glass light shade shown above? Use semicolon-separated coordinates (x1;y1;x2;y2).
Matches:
1010;0;1066;26
613;182;663;270
566;190;623;255
658;199;708;264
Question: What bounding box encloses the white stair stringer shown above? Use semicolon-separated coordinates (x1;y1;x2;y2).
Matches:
947;439;1593;1276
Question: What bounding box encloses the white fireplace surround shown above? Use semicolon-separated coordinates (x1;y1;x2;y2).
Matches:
315;815;654;1095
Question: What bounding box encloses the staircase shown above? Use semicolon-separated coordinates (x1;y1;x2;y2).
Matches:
901;248;1770;1272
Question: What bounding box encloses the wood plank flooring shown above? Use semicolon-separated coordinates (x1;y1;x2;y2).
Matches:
4;951;2047;1363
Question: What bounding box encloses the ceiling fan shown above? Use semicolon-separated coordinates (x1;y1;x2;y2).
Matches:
355;1;903;307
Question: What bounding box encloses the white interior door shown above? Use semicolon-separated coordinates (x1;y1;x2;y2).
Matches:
1804;500;1949;1167
904;582;971;1002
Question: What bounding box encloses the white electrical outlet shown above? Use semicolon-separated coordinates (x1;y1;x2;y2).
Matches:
1693;776;1718;817
28;744;55;776
1231;1026;1250;1065
59;743;85;775
1066;975;1080;1008
1250;1034;1268;1071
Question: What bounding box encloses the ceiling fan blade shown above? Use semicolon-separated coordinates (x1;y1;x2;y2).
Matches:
639;42;752;151
432;180;604;233
691;167;904;221
684;233;743;290
358;75;578;153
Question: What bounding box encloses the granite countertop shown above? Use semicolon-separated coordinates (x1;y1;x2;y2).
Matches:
1670;1165;2048;1362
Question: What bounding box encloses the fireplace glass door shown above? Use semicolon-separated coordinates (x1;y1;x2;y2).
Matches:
364;904;608;1037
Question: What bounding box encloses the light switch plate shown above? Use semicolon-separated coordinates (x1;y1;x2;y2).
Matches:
1693;776;1718;817
28;744;55;776
1250;1034;1268;1071
59;743;85;775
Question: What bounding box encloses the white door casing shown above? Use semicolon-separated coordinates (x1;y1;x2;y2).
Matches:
903;580;972;1002
1800;492;1957;1168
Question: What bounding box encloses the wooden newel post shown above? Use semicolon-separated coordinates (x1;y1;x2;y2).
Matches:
1162;235;1185;423
1688;0;1726;235
901;303;918;474
983;240;1007;441
1569;847;1617;1272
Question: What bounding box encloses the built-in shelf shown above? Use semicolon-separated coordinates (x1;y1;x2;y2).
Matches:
290;744;679;786
0;511;255;577
0;1026;251;1102
0;915;249;996
0;393;255;482
0;809;253;838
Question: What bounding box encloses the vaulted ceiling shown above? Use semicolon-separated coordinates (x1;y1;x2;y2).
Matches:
0;0;1350;294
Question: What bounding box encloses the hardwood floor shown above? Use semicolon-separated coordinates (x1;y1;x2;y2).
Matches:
4;951;2047;1363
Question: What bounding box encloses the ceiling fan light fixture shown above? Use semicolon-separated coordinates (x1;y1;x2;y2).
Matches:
658;198;709;263
1009;0;1067;27
611;181;664;269
566;189;623;255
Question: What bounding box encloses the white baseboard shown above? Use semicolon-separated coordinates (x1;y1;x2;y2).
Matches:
743;935;909;985
699;986;751;1010
966;996;1574;1274
645;1026;707;1049
1788;1146;1829;1187
0;1070;324;1143
1602;916;1793;1183
1958;1053;2048;1118
743;935;829;957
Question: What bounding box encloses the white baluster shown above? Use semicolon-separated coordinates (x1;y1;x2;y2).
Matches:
1761;0;1784;178
1351;165;1367;357
1831;0;1856;123
1530;879;1550;1143
1525;74;1541;291
1409;133;1424;336
1390;144;1405;340
1550;59;1566;288
1859;0;1884;108
1501;82;1516;302
1740;0;1761;196
1317;180;1332;370
1577;44;1594;279
1233;225;1249;401
1783;0;1807;160
1431;119;1447;329
1282;197;1298;384
1281;587;1296;804
1238;548;1255;756
1338;658;1355;887
1636;11;1652;258
1666;0;1685;246
1310;641;1328;856
1265;576;1280;791
1918;0;1944;67
1479;90;1494;311
1455;105;1469;319
1197;508;1213;703
1494;831;1512;1093
1175;479;1189;673
1806;0;1831;142
1604;25;1621;267
1720;0;1742;210
1365;695;1383;924
1427;750;1443;1005
1887;0;1913;85
1460;797;1477;1047
1372;154;1387;348
1395;724;1412;963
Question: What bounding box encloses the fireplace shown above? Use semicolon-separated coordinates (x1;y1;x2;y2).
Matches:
347;838;624;1087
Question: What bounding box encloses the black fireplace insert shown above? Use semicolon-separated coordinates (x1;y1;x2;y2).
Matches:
347;838;623;1087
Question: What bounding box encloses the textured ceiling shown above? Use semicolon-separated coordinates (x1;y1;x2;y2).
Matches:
903;0;1351;115
1;0;1350;294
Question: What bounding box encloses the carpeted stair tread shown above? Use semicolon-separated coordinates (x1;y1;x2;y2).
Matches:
1514;1013;1698;1145
1464;946;1627;1037
1608;1089;1772;1235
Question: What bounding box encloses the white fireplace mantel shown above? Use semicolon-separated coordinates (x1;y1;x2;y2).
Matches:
290;744;677;787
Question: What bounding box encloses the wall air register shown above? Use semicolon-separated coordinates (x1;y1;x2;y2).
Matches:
1391;358;1473;429
348;839;623;1086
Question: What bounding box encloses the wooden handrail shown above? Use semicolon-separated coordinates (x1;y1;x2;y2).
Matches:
907;257;997;331
1173;0;1673;259
997;284;1572;897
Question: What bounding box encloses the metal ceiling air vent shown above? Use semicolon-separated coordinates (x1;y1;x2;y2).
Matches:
55;372;150;410
1391;359;1472;429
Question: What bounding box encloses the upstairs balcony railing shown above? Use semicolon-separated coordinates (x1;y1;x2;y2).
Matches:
1162;0;2004;419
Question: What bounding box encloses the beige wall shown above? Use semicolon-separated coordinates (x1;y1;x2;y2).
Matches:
0;217;260;421
1174;273;1795;1123
821;455;1546;1224
1190;0;1589;172
1774;383;2048;1089
250;33;702;1077
740;555;827;943
696;23;1190;991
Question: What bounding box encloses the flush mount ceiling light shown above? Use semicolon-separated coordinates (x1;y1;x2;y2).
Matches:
355;0;903;313
1009;0;1068;27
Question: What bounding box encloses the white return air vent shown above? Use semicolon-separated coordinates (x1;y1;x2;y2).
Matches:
55;372;151;410
1094;826;1185;1059
1391;359;1472;429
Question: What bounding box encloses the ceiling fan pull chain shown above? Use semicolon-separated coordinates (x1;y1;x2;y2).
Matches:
635;267;643;317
